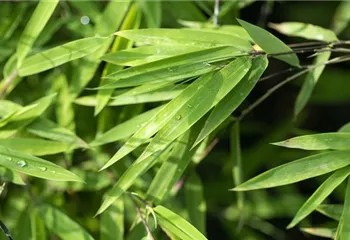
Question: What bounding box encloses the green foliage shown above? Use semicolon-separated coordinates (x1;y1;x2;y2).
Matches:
0;1;350;240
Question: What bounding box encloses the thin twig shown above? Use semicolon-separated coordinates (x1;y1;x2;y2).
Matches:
129;194;155;240
0;219;13;240
0;71;17;98
213;0;220;26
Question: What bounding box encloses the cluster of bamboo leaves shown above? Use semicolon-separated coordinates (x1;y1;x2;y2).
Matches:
0;1;350;239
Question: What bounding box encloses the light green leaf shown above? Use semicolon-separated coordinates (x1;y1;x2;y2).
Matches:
16;0;59;66
294;51;331;117
0;138;71;156
38;204;95;240
237;19;300;67
288;166;350;228
301;228;336;239
100;198;124;240
341;177;350;239
269;22;338;42
339;122;350;133
91;106;163;147
273;132;350;150
331;2;350;35
139;1;162;28
115;28;252;50
185;173;206;235
98;46;238;89
154;205;207;240
317;204;343;221
0;166;25;185
19;36;109;76
194;55;268;146
233;151;350;191
100;56;251;170
0;146;81;182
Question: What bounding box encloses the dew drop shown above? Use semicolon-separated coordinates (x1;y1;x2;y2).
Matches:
80;16;90;25
39;167;47;171
52;170;56;174
17;160;26;167
175;115;182;120
168;68;173;72
6;157;12;161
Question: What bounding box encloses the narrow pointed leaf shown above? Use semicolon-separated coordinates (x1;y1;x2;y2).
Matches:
195;55;268;146
288;166;350;228
233;151;350;191
154;205;207;240
100;199;124;240
115;28;252;50
38;204;94;240
273;133;350;150
16;0;59;66
0;166;25;185
237;19;300;67
331;2;350;35
269;22;338;42
19;36;109;76
0;146;81;182
341;177;350;239
139;1;162;28
317;204;343;221
301;228;336;239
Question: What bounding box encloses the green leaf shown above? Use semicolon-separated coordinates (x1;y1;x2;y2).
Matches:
341;177;350;239
339;122;350;133
16;0;59;66
331;2;350;35
233;151;350;191
272;133;350;150
0;138;71;156
237;19;300;67
38;204;95;240
98;46;238;89
0;166;25;185
294;51;331;117
269;22;338;42
317;204;343;221
185;173;206;235
301;228;336;239
19;36;109;76
154;205;207;240
91;106;163;147
194;55;268;146
0;146;81;182
287;166;350;228
100;198;124;240
115;28;252;50
101;56;251;170
139;1;162;28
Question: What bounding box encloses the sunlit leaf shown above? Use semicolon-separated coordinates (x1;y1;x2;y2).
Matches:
233;151;350;191
19;36;109;76
237;19;300;67
154;205;207;240
0;146;81;182
269;22;338;42
301;228;336;239
39;204;94;240
273;132;350;150
288;166;350;228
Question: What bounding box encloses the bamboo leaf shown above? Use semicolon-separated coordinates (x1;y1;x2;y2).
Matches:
0;146;81;182
317;204;343;221
115;28;252;50
100;199;124;240
19;36;109;76
233;151;350;191
237;19;300;67
154;205;207;240
0;166;25;185
139;1;162;28
16;0;59;66
269;22;338;42
273;132;350;150
301;228;336;239
288;166;350;228
341;177;350;239
38;204;95;240
194;55;268;146
331;2;350;35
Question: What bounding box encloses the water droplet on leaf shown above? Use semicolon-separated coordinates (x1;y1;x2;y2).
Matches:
17;160;26;167
175;115;182;120
39;167;47;171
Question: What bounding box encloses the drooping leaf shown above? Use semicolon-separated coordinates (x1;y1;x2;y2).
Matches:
38;204;95;240
154;205;207;240
16;0;59;66
194;55;268;146
0;146;81;182
273;132;350;150
237;19;300;67
19;36;109;76
287;166;350;228
269;22;338;42
317;204;343;221
233;151;350;191
100;56;251;170
100;198;124;240
115;28;252;50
